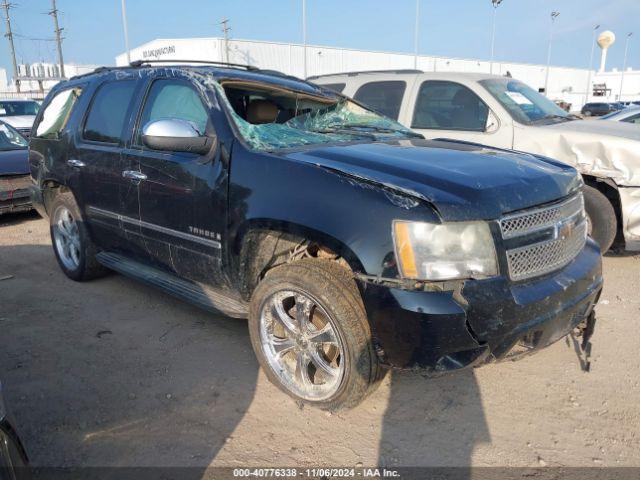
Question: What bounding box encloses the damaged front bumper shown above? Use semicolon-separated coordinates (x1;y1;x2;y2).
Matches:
0;175;32;215
359;238;603;373
619;186;640;251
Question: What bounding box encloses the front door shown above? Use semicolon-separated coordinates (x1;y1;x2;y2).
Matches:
71;78;141;252
123;76;228;286
407;80;513;149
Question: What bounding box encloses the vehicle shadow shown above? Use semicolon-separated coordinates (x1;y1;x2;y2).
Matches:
0;243;259;480
0;210;40;228
378;369;488;478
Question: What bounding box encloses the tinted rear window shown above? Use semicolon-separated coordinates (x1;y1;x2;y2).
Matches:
353;81;406;120
83;81;136;144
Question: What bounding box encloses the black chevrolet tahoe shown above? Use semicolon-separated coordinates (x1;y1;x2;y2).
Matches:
28;63;602;410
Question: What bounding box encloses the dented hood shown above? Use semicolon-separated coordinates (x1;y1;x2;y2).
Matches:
517;120;640;187
286;139;581;221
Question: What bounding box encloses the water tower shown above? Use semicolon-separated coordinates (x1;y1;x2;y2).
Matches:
597;30;616;72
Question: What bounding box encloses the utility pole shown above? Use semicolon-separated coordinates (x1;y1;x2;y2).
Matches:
544;11;560;97
49;0;65;78
1;0;20;92
619;32;633;101
120;0;131;64
413;0;419;69
489;0;503;74
584;24;600;106
302;0;307;78
220;19;230;63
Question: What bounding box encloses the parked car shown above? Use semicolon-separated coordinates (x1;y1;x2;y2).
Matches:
581;102;615;116
610;102;626;111
0;100;40;138
0;121;31;215
0;382;31;479
600;107;640;125
310;71;640;252
29;63;602;410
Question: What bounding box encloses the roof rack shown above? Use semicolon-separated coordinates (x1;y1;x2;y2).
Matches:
307;69;423;80
128;59;260;71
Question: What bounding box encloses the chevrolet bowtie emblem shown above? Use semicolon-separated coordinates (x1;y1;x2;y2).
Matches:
555;218;576;240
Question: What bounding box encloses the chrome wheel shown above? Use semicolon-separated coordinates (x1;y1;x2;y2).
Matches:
53;206;81;270
259;290;345;401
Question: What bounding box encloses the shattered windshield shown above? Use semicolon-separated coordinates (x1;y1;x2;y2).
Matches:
216;81;420;151
480;78;575;125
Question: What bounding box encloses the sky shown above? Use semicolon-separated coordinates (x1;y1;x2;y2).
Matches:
1;0;638;78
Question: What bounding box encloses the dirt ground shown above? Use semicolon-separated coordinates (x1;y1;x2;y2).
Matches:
1;211;639;471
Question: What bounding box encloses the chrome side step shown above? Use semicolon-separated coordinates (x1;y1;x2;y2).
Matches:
96;251;248;318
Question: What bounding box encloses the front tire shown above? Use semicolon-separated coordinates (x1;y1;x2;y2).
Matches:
248;259;384;410
583;185;617;252
49;192;107;281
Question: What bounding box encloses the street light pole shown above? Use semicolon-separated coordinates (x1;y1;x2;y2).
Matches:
414;0;419;69
619;32;633;101
302;0;307;78
489;0;503;74
584;24;600;105
544;11;559;97
120;0;131;65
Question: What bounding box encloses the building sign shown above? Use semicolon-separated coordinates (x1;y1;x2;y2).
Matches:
142;45;176;59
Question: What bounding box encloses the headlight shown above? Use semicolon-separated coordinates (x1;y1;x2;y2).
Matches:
393;220;498;280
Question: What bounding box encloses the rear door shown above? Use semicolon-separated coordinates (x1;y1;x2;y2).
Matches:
122;76;227;285
406;80;512;148
71;78;141;251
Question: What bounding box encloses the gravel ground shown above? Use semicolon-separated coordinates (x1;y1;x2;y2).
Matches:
1;211;639;471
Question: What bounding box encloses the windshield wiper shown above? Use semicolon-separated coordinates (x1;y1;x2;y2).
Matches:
309;128;378;140
530;114;575;124
331;123;424;138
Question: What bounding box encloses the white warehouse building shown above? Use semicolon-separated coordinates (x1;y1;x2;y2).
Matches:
116;37;640;111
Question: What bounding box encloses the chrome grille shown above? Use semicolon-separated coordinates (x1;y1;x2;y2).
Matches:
500;193;584;239
501;193;587;281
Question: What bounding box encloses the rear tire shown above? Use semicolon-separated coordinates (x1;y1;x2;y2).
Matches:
248;258;385;410
583;185;617;253
49;192;108;281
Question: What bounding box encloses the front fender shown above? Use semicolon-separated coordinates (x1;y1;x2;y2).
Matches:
228;147;440;278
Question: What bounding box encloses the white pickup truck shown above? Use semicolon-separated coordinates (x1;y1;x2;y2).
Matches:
310;71;640;252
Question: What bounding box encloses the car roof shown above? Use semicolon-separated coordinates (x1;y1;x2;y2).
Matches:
67;64;331;98
308;71;509;83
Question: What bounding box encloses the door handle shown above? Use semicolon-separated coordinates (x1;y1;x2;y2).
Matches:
67;159;86;168
122;170;147;182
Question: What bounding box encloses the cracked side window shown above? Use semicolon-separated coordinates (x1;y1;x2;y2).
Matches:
34;87;82;139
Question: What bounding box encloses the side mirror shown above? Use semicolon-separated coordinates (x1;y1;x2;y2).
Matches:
142;119;214;155
485;110;500;134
